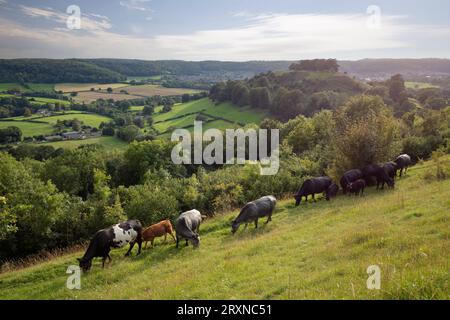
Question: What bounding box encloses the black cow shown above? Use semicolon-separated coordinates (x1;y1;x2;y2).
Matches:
348;179;366;196
294;176;332;206
78;220;143;272
395;154;412;177
340;169;363;194
361;164;394;189
324;183;339;201
383;161;397;180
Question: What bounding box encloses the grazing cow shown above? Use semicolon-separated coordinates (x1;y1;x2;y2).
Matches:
77;220;143;272
361;164;394;189
231;195;277;234
175;209;202;248
294;177;332;206
142;219;176;248
340;169;363;194
324;183;339;201
395;154;412;177
348;179;366;196
383;161;398;180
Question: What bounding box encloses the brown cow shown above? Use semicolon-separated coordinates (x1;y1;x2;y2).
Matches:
142;220;176;248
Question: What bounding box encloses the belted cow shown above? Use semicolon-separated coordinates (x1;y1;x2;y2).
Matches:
77;220;143;272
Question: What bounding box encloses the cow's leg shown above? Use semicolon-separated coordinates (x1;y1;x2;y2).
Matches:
265;214;272;224
151;239;154;248
170;232;176;242
102;256;107;268
243;223;248;230
125;241;136;256
176;236;180;248
312;194;316;202
144;241;148;249
107;254;112;263
136;237;142;255
185;239;189;247
254;219;259;229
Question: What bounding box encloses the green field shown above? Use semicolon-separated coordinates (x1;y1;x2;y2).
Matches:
129;106;144;111
0;157;448;299
29;97;70;106
0;83;55;93
0;112;111;138
42;113;111;128
152;98;268;136
126;75;162;82
405;82;439;89
42;136;128;150
0;121;55;137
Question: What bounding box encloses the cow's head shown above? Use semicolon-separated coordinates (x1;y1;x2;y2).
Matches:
77;257;92;272
191;233;200;248
231;219;240;234
294;194;301;206
387;177;395;188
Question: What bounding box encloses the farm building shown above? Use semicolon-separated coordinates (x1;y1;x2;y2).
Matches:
62;131;85;140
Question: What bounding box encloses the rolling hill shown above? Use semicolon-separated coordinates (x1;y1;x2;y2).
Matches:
0;157;448;299
151;98;269;136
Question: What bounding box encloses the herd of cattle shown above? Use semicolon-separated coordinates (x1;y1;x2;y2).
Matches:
78;154;412;272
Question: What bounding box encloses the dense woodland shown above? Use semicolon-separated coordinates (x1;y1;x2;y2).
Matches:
2;58;450;84
0;60;450;261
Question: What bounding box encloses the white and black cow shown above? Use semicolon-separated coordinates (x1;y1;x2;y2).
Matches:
78;220;143;272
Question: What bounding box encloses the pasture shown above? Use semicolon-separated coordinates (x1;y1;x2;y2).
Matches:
42;113;112;128
0;157;448;299
0;112;112;138
152;98;268;135
71;91;143;103
0;83;55;93
405;82;439;89
114;84;201;97
42;136;128;150
0;121;55;137
54;83;128;93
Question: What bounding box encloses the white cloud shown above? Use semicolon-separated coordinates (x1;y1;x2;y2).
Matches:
1;11;450;60
119;0;152;12
19;5;112;32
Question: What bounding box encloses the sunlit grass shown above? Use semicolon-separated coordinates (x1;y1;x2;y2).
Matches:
0;157;448;299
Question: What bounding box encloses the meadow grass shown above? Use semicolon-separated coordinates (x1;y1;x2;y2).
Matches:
54;83;128;93
0;83;55;93
117;84;200;97
42;136;128;150
405;82;439;89
0;157;448;300
152;98;268;135
29;97;70;106
41;113;112;128
0;121;55;138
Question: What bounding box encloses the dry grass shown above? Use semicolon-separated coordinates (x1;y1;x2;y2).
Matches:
115;84;200;97
55;83;128;93
72;91;143;103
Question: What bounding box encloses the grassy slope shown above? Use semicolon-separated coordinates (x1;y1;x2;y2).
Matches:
0;121;55;137
405;82;439;89
43;136;128;150
0;158;448;300
152;98;268;136
42;113;111;128
0;83;55;93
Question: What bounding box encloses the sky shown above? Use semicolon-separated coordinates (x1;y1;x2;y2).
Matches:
0;0;450;61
